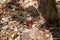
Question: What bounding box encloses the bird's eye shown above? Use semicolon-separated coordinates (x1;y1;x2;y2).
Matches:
27;15;30;17
26;14;31;18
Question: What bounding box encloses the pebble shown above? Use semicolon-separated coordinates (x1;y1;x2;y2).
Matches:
14;28;18;32
15;35;20;40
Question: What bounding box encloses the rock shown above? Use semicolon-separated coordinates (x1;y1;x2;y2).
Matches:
15;35;20;40
38;0;59;24
21;27;53;40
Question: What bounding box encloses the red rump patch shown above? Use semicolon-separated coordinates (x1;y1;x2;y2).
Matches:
27;21;32;27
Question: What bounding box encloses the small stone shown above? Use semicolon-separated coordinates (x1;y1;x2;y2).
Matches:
14;28;18;32
15;35;20;40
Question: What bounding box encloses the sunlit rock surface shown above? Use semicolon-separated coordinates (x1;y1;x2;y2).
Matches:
21;27;53;40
